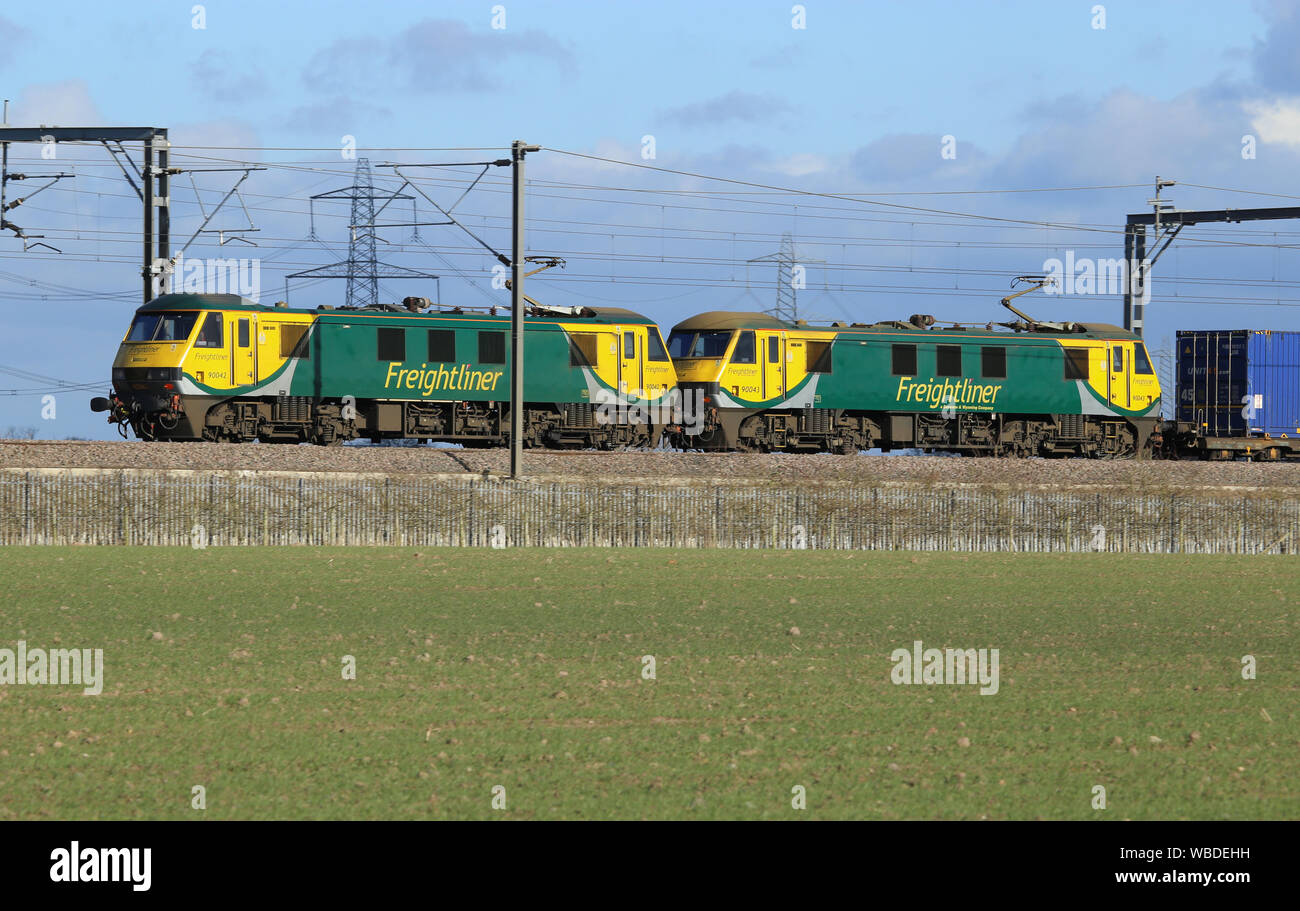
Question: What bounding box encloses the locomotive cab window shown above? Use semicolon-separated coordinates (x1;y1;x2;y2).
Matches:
1111;346;1124;373
195;312;224;349
981;346;1006;379
1134;344;1154;375
126;311;198;343
732;330;756;364
668;330;731;359
377;327;405;361
646;330;670;362
892;343;917;376
479;330;506;364
158;312;199;342
1064;348;1089;380
126;313;162;342
768;336;780;363
936;345;962;377
623;331;636;358
237;319;251;349
427;329;455;363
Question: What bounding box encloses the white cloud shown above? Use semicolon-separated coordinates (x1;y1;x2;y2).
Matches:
1245;98;1300;146
8;80;103;126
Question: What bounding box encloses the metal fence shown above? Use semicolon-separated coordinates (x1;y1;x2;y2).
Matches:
0;467;1296;553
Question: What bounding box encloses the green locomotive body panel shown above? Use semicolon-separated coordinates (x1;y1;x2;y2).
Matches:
790;330;1156;419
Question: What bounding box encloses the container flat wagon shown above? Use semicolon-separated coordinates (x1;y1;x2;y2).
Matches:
1163;329;1300;460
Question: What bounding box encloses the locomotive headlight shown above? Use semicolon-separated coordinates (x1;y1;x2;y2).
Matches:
112;367;126;382
146;367;181;381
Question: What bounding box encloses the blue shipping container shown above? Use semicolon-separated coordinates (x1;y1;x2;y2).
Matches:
1176;330;1300;437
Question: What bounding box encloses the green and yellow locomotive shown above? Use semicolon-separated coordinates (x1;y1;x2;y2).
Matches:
92;293;680;448
667;308;1162;457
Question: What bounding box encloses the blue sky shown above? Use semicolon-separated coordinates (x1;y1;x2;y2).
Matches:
3;1;1300;438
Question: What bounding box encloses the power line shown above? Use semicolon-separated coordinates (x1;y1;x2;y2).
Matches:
2;143;1298;325
1177;182;1300;202
541;146;1135;236
6;248;1300;308
6;227;1294;293
22;156;1300;252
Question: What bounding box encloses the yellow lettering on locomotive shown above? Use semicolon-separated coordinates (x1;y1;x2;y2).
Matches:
896;377;1003;409
384;362;504;397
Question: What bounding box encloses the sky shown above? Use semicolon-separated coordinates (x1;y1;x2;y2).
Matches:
2;0;1300;439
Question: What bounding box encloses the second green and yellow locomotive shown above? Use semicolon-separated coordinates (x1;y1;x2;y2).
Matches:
666;310;1161;456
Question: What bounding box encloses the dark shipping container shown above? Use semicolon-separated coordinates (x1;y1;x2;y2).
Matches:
1176;329;1300;437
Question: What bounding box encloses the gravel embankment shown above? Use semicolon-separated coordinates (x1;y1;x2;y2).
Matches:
4;440;1300;491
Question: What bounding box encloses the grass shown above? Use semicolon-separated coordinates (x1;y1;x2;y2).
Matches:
0;547;1295;820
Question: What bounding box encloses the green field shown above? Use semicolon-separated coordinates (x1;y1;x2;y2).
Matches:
0;547;1295;819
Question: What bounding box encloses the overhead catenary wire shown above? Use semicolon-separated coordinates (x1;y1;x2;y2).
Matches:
1;144;1297;327
4;223;1294;295
12;150;1300;238
16;157;1300;259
